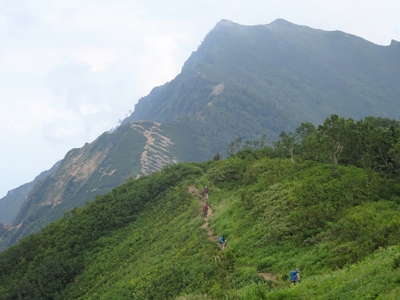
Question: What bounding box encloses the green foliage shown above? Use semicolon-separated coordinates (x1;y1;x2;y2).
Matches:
207;157;247;187
0;163;204;299
212;152;222;161
1;116;400;299
322;201;400;267
266;246;400;300
277;115;400;177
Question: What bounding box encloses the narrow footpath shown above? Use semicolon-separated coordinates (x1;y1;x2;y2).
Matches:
188;185;218;243
187;185;279;283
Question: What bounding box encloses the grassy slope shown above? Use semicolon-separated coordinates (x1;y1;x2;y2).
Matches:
265;246;400;299
62;177;219;299
203;156;400;299
1;153;400;299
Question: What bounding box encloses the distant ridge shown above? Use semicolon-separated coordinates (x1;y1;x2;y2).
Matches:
1;18;399;250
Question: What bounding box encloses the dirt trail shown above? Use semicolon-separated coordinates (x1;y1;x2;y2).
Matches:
201;204;216;243
187;184;279;283
188;185;218;243
258;272;278;282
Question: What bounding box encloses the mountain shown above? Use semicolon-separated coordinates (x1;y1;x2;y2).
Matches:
1;115;400;299
129;18;400;132
1;19;399;250
0;122;180;248
0;183;34;225
0;165;60;225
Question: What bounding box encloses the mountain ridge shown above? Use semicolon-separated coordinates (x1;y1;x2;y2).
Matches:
131;18;400;125
1;18;399;250
1;113;400;298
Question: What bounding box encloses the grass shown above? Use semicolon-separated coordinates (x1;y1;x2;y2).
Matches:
1;154;400;299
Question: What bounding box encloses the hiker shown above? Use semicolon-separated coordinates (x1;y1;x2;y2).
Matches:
203;203;209;218
203;185;209;200
218;235;227;250
289;269;300;285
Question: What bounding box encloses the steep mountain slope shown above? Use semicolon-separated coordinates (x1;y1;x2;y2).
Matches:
129;19;400;143
1;139;400;299
2;19;400;250
0;183;34;225
0;163;61;225
0;122;183;250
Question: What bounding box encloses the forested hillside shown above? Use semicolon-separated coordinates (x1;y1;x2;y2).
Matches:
2;19;399;251
1;115;399;299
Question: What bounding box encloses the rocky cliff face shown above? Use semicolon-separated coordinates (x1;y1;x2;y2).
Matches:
132;121;177;176
0;122;180;249
2;19;399;249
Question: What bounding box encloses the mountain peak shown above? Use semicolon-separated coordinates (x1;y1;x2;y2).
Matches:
270;18;293;25
217;19;235;24
215;19;239;29
390;39;400;47
268;18;297;28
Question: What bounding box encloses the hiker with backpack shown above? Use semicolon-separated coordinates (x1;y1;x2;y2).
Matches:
218;235;227;250
203;203;209;218
289;269;300;285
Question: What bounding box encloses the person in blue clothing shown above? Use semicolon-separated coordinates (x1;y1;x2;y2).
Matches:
218;235;227;250
289;269;300;284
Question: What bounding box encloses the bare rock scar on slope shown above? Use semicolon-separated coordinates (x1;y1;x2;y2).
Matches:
132;122;177;177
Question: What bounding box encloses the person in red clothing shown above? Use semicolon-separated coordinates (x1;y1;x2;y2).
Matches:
203;203;209;217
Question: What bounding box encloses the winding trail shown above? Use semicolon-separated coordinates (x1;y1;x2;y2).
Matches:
188;185;218;243
187;185;278;283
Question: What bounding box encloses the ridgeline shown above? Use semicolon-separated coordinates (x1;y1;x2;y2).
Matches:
1;115;400;299
3;19;400;251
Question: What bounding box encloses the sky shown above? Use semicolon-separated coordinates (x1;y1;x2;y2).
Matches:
1;0;399;198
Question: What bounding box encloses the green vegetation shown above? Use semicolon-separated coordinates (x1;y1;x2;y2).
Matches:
4;18;400;252
132;19;400;148
0;124;147;250
1;115;400;299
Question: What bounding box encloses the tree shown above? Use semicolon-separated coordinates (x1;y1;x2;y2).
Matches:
213;152;222;161
358;118;400;173
245;134;268;149
318;115;356;165
276;131;297;163
227;137;243;156
295;122;316;141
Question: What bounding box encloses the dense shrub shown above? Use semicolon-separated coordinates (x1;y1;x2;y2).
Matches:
1;117;400;299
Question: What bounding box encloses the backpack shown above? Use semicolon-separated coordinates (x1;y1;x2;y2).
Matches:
290;271;298;281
